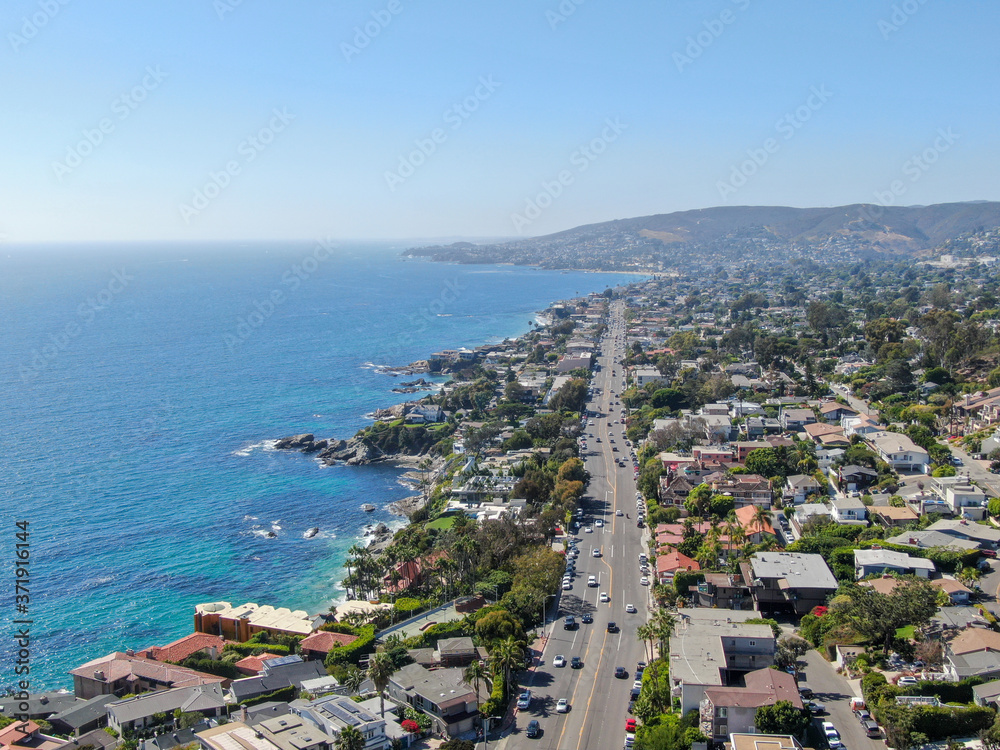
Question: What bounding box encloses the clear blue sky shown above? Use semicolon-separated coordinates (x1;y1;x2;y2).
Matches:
3;0;997;242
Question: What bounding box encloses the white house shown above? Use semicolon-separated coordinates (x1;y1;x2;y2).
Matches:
866;432;930;473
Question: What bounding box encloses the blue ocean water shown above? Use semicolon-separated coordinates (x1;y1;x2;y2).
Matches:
0;242;635;690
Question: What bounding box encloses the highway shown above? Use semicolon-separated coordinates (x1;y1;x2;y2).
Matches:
509;300;650;750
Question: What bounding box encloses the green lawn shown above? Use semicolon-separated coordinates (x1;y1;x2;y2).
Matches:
426;512;460;530
895;625;916;640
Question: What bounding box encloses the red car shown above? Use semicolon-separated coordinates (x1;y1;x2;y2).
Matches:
625;718;637;732
983;549;997;558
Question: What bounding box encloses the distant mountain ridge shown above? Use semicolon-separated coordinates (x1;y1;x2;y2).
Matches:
405;201;1000;270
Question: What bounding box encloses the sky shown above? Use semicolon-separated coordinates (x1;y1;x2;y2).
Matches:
2;0;998;243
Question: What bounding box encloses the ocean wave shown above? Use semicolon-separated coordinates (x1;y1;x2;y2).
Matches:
232;439;277;457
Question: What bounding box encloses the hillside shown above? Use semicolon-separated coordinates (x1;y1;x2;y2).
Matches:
404;202;1000;270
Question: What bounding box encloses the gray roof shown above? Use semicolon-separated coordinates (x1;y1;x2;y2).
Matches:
2;691;79;719
831;496;867;511
949;649;1000;679
749;552;838;590
885;530;981;551
854;549;936;572
109;684;226;724
926;519;1000;545
786;474;820;489
48;694;118;730
973;680;1000;703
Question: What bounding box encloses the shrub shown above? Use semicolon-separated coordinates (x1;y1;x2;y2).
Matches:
324;625;376;667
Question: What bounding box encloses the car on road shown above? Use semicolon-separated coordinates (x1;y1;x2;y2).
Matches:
624;732;635;748
571;656;583;669
615;666;628;678
625;603;637;613
821;721;842;748
588;575;598;586
607;621;619;633
553;654;566;667
593;548;602;557
600;592;610;602
562;580;572;590
582;612;593;624
525;720;540;738
982;549;997;558
625;718;636;732
616;509;624;516
563;616;577;630
632;680;643;690
584;527;593;533
804;701;826;715
862;718;880;738
556;698;569;713
517;691;531;709
595;519;604;527
640;577;649;586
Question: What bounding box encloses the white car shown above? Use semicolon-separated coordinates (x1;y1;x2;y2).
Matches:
595;519;604;527
640;577;649;586
593;548;602;557
517;690;531;709
588;575;598;587
585;527;593;534
822;722;841;748
553;654;566;667
626;603;637;613
600;591;610;602
562;580;572;590
556;698;569;713
898;676;918;687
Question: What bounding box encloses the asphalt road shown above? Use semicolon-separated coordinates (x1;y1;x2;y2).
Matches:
802;649;885;750
507;301;649;750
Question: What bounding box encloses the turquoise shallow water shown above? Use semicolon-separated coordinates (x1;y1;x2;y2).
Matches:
0;242;635;690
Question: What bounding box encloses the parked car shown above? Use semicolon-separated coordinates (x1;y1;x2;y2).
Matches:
805;701;826;715
898;676;918;687
822;721;842;748
517;691;531;709
862;718;880;738
625;718;636;732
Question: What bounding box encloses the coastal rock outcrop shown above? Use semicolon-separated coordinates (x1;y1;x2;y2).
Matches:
317;436;387;466
274;434;330;453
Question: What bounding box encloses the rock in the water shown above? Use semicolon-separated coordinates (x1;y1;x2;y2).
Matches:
275;433;316;450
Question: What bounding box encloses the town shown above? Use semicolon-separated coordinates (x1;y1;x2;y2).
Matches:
7;238;1000;750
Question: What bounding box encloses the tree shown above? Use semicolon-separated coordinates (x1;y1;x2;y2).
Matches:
489;635;526;697
367;650;397;718
754;700;810;736
342;667;365;695
844;579;939;654
334;725;365;750
746;447;785;480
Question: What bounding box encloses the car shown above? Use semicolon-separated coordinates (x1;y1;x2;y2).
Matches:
556;698;569;713
563;616;577;630
595;519;604;527
637;520;644;528
616;509;624;516
596;437;601;442
953;456;964;466
593;548;602;557
639;577;649;586
562;581;572;590
612;446;619;452
626;603;637;613
607;621;619;633
898;676;918;687
625;718;636;732
982;549;997;558
600;592;610;602
821;722;841;748
588;575;598;586
526;720;541;738
517;691;531;709
582;612;593;624
615;666;628;678
553;654;566;667
584;527;593;534
632;680;643;690
862;718;881;738
571;656;583;669
855;709;871;722
624;732;635;748
634;669;644;680
797;686;813;699
636;662;646;673
805;701;826;715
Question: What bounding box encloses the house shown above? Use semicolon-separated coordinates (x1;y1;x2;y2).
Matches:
61;729;118;750
556;352;593;373
668;612;776;714
707;474;773;510
742;552;839;616
692;446;736;463
656;549;701;584
733;505;775;544
198;717;329;750
932;578;974;605
803;422;849;446
783;474;821;505
837;465;878;491
107;684;227;734
228;657;328;704
853;549;936;579
691;572;753;610
234;653;283;676
830;496;868;524
137;633;229;663
387;663;485;737
634;367;666;387
866;432;930;473
732;441;771;462
406;404;444;424
69;652;225;700
294;694;388;750
871;506;919;528
46;695;118;737
936;480;988;521
437;637;476;667
194;602;317;642
700;668;801;741
944;627;1000;681
701;415;735;443
0;692;79;722
658;474;696;508
728;734;805;750
779;407;816;432
884;529;981;552
0;722;64;750
925;519;1000;550
819;401;858;422
973;679;1000;709
793;503;834;531
298;631;360;662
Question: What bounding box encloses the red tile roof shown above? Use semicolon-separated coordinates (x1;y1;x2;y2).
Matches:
300;630;360;653
233;652;282;676
138;633;229;663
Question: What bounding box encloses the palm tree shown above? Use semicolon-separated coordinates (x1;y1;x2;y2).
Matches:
752;504;772;542
333;724;365;750
342;667;365;695
367;650;397;719
489;636;525;697
464;660;490;748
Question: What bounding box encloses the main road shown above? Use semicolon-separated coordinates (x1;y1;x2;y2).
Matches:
508;300;650;750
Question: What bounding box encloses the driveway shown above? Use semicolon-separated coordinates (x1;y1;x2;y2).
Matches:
802;649;885;749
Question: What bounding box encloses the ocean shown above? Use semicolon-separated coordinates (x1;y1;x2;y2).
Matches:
0;241;635;691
